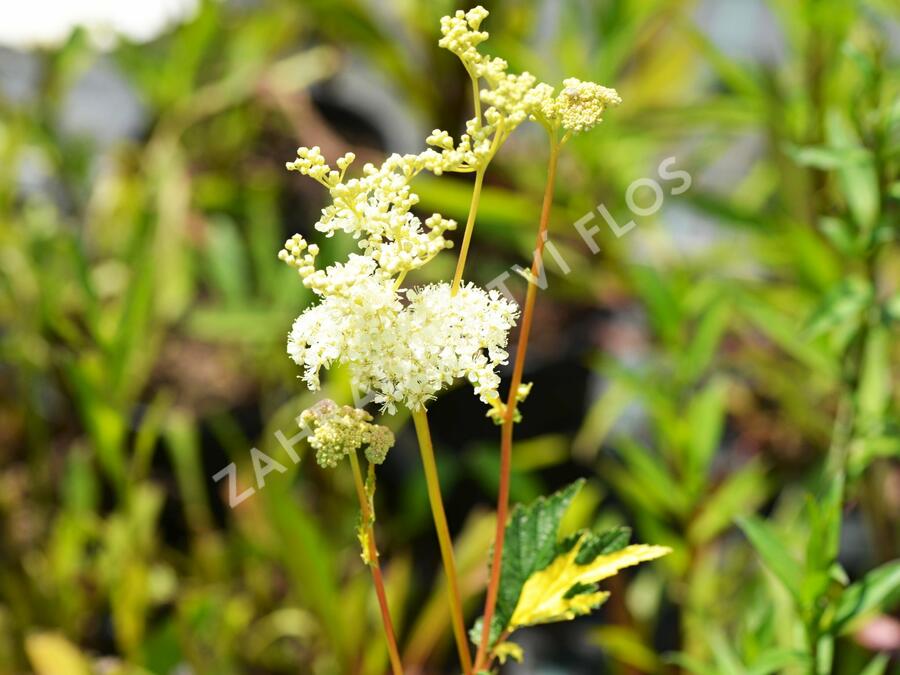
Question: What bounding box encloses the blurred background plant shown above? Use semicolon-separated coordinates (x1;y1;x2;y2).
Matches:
0;0;898;674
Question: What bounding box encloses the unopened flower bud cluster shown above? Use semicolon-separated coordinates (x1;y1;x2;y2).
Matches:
438;7;621;136
300;399;395;468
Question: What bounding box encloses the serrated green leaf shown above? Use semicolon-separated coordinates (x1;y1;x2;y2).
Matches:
476;481;668;652
575;526;631;563
509;535;668;629
478;480;584;646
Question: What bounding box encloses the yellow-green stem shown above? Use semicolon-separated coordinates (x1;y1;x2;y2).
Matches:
468;69;482;125
410;408;474;675
348;451;404;675
450;166;486;296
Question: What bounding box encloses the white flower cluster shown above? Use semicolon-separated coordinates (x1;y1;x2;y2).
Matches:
288;278;518;413
282;7;620;416
299;399;395;468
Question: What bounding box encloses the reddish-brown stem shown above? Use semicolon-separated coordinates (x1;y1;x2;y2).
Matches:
474;137;560;670
348;451;404;675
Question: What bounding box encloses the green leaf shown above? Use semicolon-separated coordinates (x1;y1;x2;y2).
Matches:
685;378;728;491
205;216;251;307
614;438;691;517
833;560;900;634
803;476;845;606
706;628;744;675
509;535;668;629
857;326;891;423
785;144;871;170
476;481;669;649
736;515;804;603
858;653;890;675
886;291;900;323
591;625;662;672
572;379;634;461
826;110;880;232
803;277;872;339
479;480;584;646
689;460;768;544
818;216;859;256
665;652;717;675
746;649;810;675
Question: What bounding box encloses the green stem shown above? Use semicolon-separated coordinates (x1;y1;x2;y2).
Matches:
450;166;486;296
410;408;473;675
468;68;482;126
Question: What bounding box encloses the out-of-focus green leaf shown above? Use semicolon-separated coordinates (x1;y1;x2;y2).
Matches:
818;216;859;255
614;438;691;518
689;460;768;544
591;625;661;673
737;515;804;602
573;379;634;462
857;325;891;423
833;560;900;634
857;653;890;675
706;628;744;675
785;144;871;170
826;110;880;232
746;649;810;675
685;377;728;491
803;277;872;339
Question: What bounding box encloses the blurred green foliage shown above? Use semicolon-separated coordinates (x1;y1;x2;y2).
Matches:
0;0;898;673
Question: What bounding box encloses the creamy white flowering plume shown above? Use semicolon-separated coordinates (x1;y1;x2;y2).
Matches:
288;280;518;413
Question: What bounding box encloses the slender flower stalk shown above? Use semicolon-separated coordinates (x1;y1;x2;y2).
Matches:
475;137;560;670
451;165;486;295
348;450;404;675
411;408;474;675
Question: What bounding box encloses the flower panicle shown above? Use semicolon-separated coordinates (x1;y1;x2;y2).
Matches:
282;7;621;419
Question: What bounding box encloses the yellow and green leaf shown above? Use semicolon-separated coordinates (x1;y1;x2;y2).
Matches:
510;537;670;628
472;480;670;665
